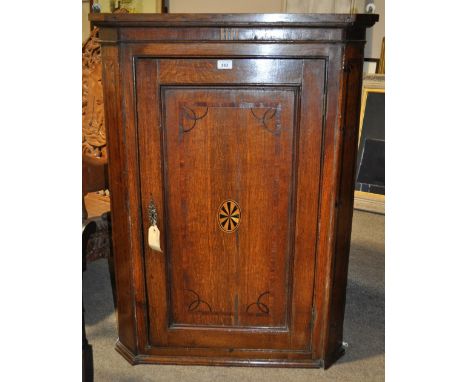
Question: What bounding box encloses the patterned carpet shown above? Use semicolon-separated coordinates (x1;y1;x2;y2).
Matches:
83;209;384;382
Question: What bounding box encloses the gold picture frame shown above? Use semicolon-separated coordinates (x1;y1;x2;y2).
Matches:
354;73;385;214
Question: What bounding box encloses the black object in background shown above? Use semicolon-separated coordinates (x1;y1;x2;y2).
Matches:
356;91;385;195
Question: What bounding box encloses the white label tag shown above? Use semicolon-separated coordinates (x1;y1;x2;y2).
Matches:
148;225;162;252
217;60;233;70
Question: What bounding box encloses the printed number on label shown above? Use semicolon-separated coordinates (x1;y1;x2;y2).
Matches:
217;60;233;70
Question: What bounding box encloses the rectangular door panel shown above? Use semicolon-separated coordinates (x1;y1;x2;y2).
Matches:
163;87;296;329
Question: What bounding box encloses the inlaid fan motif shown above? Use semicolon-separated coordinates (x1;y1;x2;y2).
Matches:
218;200;241;233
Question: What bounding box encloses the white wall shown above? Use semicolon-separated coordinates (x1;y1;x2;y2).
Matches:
83;1;91;43
169;0;285;13
82;1;162;43
286;0;361;13
142;0;162;13
365;0;385;59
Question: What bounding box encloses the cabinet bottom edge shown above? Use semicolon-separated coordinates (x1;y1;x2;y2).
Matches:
115;340;327;368
323;345;346;369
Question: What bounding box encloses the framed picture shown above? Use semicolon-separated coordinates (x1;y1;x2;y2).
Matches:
354;74;385;214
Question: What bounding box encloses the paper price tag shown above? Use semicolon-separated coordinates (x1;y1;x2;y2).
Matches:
148;225;162;252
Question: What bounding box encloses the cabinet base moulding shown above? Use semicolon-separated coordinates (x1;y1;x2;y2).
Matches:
115;340;336;368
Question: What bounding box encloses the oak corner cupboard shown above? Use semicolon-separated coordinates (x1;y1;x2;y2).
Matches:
90;13;378;369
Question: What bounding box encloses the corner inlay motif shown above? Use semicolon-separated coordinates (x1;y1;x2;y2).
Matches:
246;291;271;315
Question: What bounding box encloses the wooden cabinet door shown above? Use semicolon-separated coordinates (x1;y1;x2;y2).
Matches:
136;58;325;352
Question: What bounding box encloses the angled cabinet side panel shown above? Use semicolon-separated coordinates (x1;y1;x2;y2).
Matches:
101;43;138;353
324;44;366;367
309;45;344;362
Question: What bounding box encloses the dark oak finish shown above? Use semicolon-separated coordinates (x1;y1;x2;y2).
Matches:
90;13;378;369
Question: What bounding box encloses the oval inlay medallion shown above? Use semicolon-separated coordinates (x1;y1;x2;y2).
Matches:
218;200;241;233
